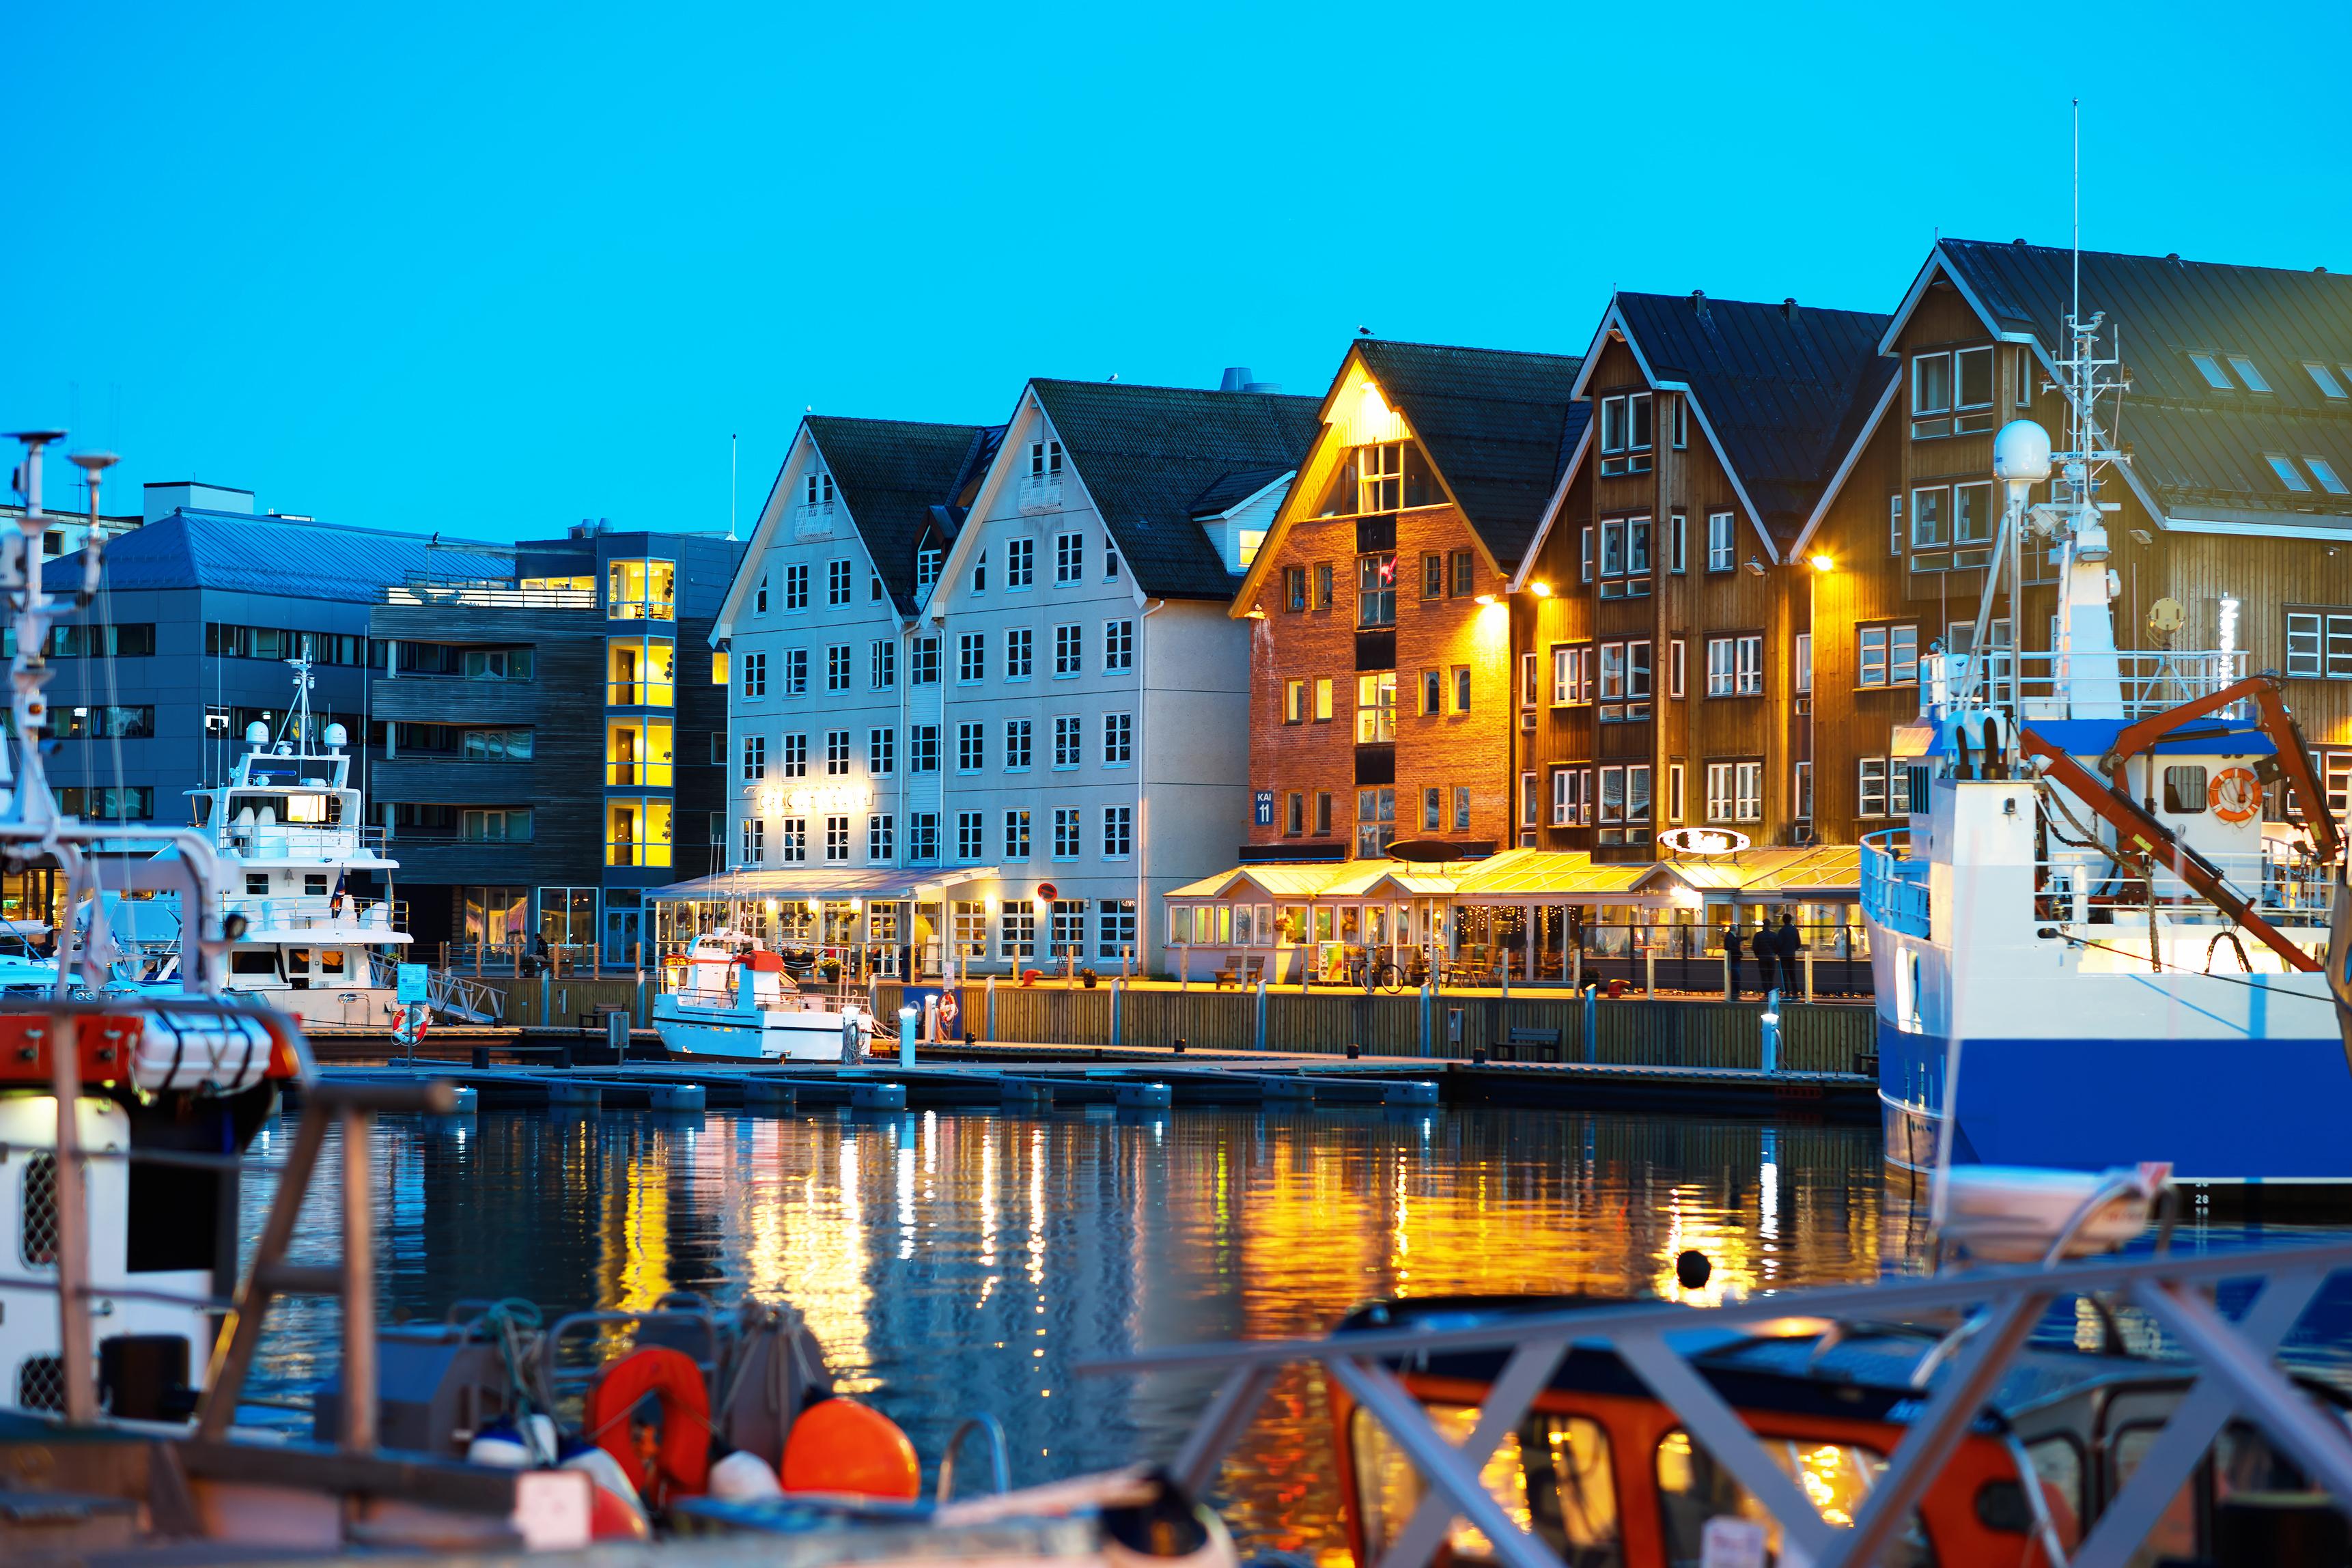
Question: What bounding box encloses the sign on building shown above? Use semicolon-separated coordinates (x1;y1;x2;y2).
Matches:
1253;790;1274;826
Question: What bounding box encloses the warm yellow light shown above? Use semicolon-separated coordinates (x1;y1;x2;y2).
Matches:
1474;593;1496;606
764;898;779;914
1529;582;1551;598
1809;553;1836;573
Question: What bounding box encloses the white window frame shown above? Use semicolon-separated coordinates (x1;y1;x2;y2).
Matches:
1706;510;1735;572
1859;757;1890;819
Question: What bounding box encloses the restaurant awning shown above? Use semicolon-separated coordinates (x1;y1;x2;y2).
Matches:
1166;845;1860;908
644;866;1000;904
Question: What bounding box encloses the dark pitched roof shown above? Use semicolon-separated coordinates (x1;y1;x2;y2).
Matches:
1935;239;2352;528
1612;293;1896;545
1353;339;1586;568
59;509;512;600
1189;466;1291;518
1028;381;1319;598
804;416;994;614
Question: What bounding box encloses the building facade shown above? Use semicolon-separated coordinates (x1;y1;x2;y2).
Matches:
369;524;740;957
1233;341;1584;863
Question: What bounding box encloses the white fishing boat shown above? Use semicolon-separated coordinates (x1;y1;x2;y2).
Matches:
652;930;873;1061
161;646;411;1028
1861;297;2349;1186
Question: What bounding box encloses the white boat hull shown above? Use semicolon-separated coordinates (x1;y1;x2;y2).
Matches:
654;996;863;1062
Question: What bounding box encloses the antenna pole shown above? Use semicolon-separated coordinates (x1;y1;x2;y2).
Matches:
729;434;739;542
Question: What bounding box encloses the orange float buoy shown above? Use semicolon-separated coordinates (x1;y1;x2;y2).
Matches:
583;1345;712;1506
779;1397;920;1500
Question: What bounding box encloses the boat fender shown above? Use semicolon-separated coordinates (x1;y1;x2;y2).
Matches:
466;1413;557;1468
779;1396;920;1500
1101;1470;1237;1568
561;1444;653;1539
708;1448;784;1502
584;1345;712;1504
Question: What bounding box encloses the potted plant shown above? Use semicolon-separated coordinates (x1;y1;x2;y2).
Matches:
1079;967;1099;989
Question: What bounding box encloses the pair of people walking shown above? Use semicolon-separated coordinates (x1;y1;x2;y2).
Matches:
1724;912;1804;998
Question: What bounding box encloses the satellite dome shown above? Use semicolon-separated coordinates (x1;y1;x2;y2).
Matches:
243;721;270;746
1993;419;2053;484
324;723;348;749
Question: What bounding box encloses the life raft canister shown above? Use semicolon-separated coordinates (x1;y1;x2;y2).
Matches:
2209;766;2262;823
584;1345;711;1505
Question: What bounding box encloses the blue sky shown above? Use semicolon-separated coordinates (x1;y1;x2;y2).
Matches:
6;1;2347;543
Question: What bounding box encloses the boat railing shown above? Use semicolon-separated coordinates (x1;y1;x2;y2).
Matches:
1086;1238;2352;1568
2036;848;2337;934
220;895;403;935
1860;828;1931;938
221;823;367;860
1924;647;2252;721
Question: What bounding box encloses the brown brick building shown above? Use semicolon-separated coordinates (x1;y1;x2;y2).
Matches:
1231;341;1584;859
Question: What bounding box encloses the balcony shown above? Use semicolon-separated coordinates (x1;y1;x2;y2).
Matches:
384;577;595;609
793;501;837;540
1016;473;1063;512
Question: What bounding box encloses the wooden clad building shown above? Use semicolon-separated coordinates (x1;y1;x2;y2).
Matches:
1231;340;1584;862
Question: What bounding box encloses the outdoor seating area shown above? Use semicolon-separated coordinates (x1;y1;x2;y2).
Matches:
1164;845;1874;996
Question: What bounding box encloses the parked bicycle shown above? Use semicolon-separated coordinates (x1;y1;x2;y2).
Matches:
1348;953;1408;994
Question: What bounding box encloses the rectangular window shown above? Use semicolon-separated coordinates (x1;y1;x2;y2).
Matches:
1859;757;1890;818
1669;512;1686;574
1284;678;1306;724
1669;763;1684;824
1283;565;1306;613
868;813;893;860
825;816;850;862
1103;805;1132;858
1052;807;1081;860
2308;458;2349;495
957;722;985;772
1888;494;1903;555
1518;650;1538;710
1453;785;1470;831
1911;486;1948;549
1795;632;1812;695
826;643;850;691
910;812;938;862
912;636;939;684
1103;712;1133;764
1420;668;1442;715
2285;611;2352;680
1098;899;1136;960
1953;481;1995;547
1550;766;1590;827
1007;537;1035;587
780;732;807;777
742;651;768;698
1005;626;1033;679
828;559;852;606
2228;354;2271;393
1580;527;1593;583
1054;623;1082;676
1314;677;1334;723
1795;760;1814;820
1354;671;1396;743
1104;619;1134;671
1858;624;1920;686
869;727;895;776
741;817;765;863
779;817;807;863
1453;665;1472;713
957;811;985;860
1055;531;1084;583
1005;718;1033;770
1313;791;1332;835
2268;454;2313;492
1004;809;1031;858
742;735;767;781
2307;363;2347;400
1705;636;1761;696
957;632;986;682
1670;638;1686;699
1707;511;1735;572
910;725;939;774
1422;785;1442;830
1421;552;1444;598
1054;714;1082;768
1354;786;1395;858
783;648;808;696
916;547;942;593
1104;533;1120;580
1449;550;1474;597
784;563;809;611
1356;552;1397;628
1312;562;1334;611
870;639;895;688
1552;645;1593;705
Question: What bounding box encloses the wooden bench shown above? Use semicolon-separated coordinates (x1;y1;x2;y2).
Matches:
1214;955;1265;990
1496;1026;1563;1063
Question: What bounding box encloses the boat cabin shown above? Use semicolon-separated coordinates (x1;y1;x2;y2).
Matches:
1330;1294;2351;1568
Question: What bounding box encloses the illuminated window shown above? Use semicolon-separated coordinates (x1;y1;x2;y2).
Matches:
1354;672;1396;743
1357;553;1397;628
1352;1404;1618;1565
604;799;671;866
1655;1429;1927;1567
608;720;672;785
608;637;676;707
606;559;676;621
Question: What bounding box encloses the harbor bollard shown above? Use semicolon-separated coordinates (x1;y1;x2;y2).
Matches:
1173;1037;1186;1054
1584;983;1599;1064
1115;1081;1172;1110
1759;992;1781;1074
851;1082;907;1110
899;1005;918;1069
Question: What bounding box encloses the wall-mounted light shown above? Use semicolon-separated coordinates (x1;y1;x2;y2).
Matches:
1808;553;1835;574
1529;582;1552;598
1744;557;1766;577
1474;593;1496;606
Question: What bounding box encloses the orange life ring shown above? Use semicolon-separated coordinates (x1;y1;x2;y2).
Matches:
584;1345;710;1505
2209;766;2262;824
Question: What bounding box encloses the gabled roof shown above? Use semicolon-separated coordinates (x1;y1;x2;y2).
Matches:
1912;239;2352;535
1025;380;1319;599
1604;293;1895;549
1189;466;1293;519
1352;339;1587;568
59;509;511;601
805;416;996;615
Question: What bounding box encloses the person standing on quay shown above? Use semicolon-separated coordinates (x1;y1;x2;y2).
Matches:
1722;919;1746;998
1774;912;1803;998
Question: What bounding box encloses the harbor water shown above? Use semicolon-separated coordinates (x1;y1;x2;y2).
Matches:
237;1104;2343;1562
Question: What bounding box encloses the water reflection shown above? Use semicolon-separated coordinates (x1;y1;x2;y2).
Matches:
242;1107;1910;1555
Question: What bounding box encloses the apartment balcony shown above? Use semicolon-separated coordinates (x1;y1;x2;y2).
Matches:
794;501;837;540
384;577;596;609
1016;473;1063;512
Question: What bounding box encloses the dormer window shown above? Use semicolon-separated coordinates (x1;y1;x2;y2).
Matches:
2189;352;2232;390
2228;356;2272;393
2306;363;2347;400
1599;393;1653;476
915;546;943;593
1911;346;1993;438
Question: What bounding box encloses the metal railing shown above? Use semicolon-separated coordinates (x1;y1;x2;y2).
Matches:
383;578;597;609
792;501;837;539
1927;648;2252;721
1089;1239;2352;1568
1861;828;1931;938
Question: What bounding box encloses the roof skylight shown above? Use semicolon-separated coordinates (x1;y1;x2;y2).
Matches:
2306;457;2349;496
2228;356;2271;393
2306;363;2347;399
2266;453;2312;492
2189;352;2231;389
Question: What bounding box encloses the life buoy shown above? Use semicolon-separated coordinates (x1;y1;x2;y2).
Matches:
584;1345;710;1505
2209;766;2262;824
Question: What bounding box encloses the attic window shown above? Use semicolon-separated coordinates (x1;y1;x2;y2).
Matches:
1599;394;1653;475
2306;363;2347;400
916;548;942;592
2266;454;2312;492
1330;442;1438;516
2228;356;2272;393
803;471;835;506
2189;352;2232;390
2306;457;2349;496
